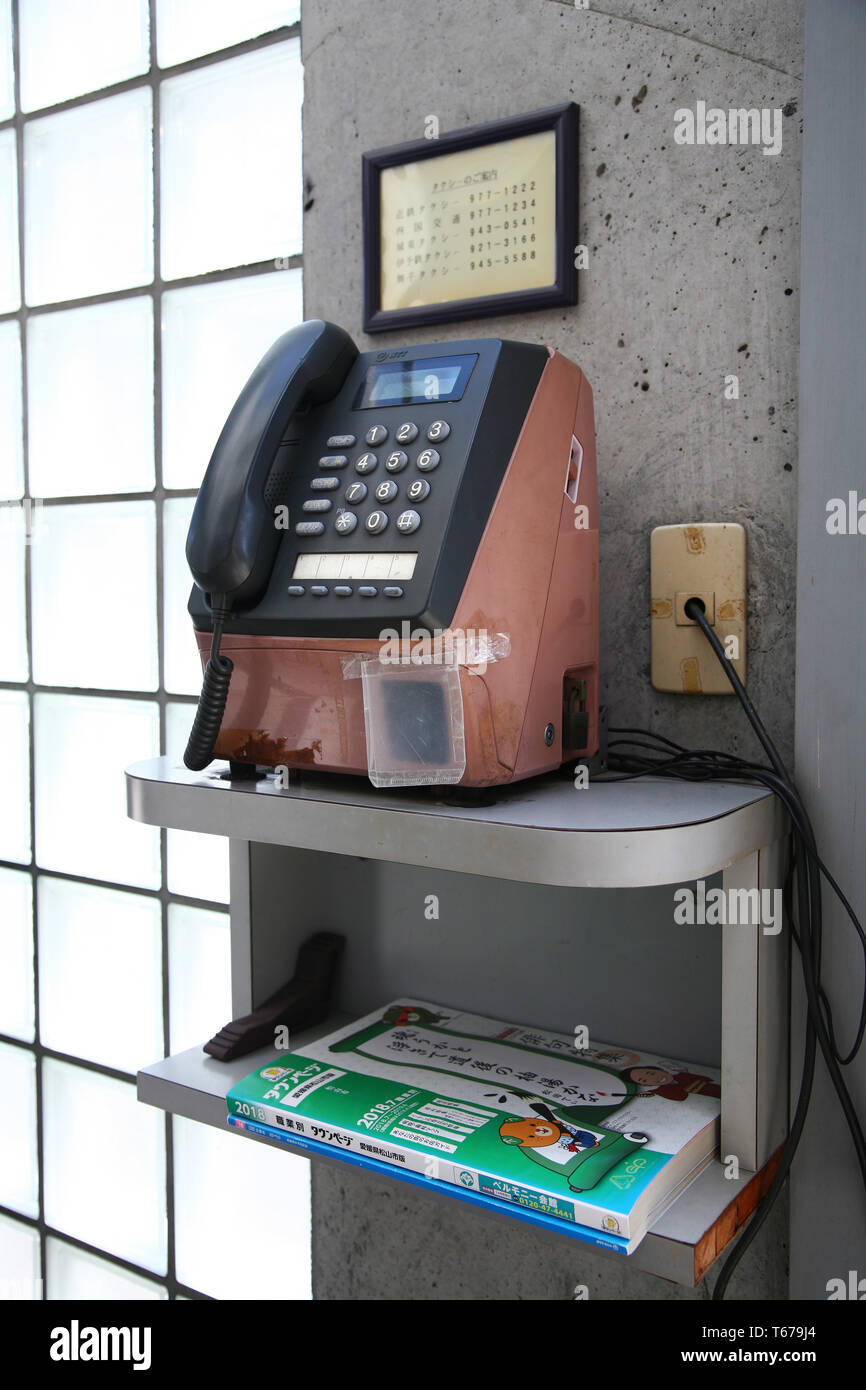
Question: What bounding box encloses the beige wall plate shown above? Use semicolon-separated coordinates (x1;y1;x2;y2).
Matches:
650;523;746;693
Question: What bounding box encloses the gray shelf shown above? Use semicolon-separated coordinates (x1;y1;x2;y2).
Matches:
126;757;783;888
137;1027;771;1287
129;756;788;1285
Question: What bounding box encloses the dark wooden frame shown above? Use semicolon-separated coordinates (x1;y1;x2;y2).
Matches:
362;103;579;334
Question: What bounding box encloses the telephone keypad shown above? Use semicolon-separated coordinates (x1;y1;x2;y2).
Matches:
334;509;358;534
290;409;452;573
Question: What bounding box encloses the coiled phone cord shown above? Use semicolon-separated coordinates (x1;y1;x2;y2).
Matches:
183;600;234;771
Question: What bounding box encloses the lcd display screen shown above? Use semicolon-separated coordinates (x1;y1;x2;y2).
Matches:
355;354;477;409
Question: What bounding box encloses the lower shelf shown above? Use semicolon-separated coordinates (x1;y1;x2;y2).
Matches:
138;1025;780;1289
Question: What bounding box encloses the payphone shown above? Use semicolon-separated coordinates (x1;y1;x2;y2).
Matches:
184;319;598;788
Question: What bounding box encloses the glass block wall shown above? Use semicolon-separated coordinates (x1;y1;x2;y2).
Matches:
0;0;312;1301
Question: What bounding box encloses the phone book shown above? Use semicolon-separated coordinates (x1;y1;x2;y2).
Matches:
225;1000;721;1253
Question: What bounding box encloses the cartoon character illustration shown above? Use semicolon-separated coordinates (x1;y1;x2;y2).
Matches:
381;1004;448;1028
498;1101;649;1192
620;1064;721;1101
590;1048;642;1067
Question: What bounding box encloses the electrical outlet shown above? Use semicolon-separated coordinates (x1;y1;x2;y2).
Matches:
650;523;746;694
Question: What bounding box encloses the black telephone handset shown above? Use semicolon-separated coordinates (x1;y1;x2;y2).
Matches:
183;320;358;770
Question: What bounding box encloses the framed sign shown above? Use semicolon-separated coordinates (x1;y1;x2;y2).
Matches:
362;103;578;333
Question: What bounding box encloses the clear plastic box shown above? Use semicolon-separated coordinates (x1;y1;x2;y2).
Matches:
360;658;466;788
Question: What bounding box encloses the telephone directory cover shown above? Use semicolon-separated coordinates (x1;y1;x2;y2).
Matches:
226;1001;721;1253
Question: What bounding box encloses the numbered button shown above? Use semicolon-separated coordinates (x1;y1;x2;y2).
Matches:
365;510;389;535
406;478;430;503
375;479;398;503
365;424;388;445
396;509;421;535
344;481;368;505
385;450;408;473
395;422;419;444
416;448;440;472
426;419;450;442
355;452;378;474
334;509;358;535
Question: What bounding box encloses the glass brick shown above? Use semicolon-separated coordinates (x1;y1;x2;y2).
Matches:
161;269;302;489
43;1057;167;1272
0;320;24;499
0;868;34;1042
0;128;20;313
0;1213;42;1300
0;2;13;121
27;297;155;497
160;42;302;281
24;89;153;305
168;903;230;1054
46;1238;168;1301
156;0;299;67
165;702;230;903
0;504;29;680
174;1115;310;1299
0;690;31;864
38;876;162;1073
34;693;160;888
31;501;158;690
163;495;200;695
0;1042;38;1217
20;0;150;113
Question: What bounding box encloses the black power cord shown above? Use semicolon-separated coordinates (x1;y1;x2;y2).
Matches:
602;596;866;1300
183;599;234;771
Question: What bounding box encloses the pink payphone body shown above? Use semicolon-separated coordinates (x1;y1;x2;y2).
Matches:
184;321;598;789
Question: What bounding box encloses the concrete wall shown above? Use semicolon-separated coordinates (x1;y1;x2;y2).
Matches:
300;0;804;1299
